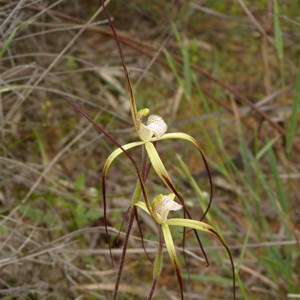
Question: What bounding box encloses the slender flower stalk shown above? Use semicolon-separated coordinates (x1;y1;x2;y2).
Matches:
112;208;135;300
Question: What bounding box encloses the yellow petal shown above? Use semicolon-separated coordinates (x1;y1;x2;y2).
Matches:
134;201;151;215
151;132;213;221
103;141;145;177
166;217;236;298
167;218;216;235
162;223;180;267
144;142;172;184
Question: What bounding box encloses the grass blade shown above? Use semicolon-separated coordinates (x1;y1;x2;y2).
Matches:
286;66;300;154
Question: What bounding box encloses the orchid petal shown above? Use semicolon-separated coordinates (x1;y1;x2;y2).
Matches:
151;132;213;221
161;194;182;211
144;141;173;185
139;115;167;141
134;201;151;215
167;218;217;235
146;115;167;138
162;223;180;267
152;194;182;222
144;142;191;219
139;123;155;141
103;141;145;177
162;223;183;297
167;218;236;298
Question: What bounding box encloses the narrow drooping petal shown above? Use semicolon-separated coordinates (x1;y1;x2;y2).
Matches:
145;141;173;184
166;218;236;300
152;132;213;221
103;141;145;177
162;223;180;266
134;201;151;215
161;223;184;299
139;123;155;141
139;115;167;141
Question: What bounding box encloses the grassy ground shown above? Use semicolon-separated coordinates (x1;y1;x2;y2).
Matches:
0;1;299;299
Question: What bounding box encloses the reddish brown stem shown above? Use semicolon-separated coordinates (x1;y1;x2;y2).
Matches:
113;209;135;300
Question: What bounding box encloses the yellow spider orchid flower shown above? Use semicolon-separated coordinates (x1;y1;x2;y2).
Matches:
137;108;168;141
103;105;212;220
134;194;235;299
98;0;212;220
152;193;182;223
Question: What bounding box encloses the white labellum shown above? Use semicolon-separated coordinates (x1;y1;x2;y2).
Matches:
139;114;167;141
153;194;182;222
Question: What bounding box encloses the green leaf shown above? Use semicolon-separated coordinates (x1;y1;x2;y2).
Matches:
287;65;300;154
74;205;102;227
171;23;192;101
273;0;284;60
163;49;182;86
75;172;85;192
0;20;32;58
176;154;213;223
18;204;44;222
267;147;288;213
255;137;279;161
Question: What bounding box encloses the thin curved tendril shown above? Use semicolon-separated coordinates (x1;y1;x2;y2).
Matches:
98;0;137;123
63;97;151;256
116;206;131;244
175;261;184;300
133;207;151;261
112;210;135;300
197;147;213;221
182;212;190;277
163;176;209;267
158;135;213;221
207;227;236;300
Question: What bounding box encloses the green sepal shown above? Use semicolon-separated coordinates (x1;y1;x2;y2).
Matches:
162;223;180;267
103;141;145;178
